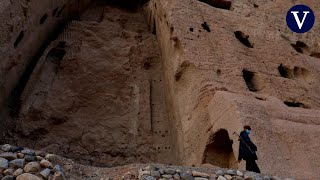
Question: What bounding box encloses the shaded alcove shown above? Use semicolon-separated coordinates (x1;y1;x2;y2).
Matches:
202;129;237;168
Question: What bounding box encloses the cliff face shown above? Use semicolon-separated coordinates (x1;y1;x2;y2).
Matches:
16;3;175;167
145;0;320;178
1;0;320;179
0;0;91;141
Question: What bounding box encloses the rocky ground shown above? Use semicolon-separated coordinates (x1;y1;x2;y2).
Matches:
0;144;297;180
0;144;66;180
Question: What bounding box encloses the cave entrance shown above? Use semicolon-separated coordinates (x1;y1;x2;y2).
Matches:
202;129;237;168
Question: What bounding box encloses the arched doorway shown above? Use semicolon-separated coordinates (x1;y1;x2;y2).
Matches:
202;129;237;168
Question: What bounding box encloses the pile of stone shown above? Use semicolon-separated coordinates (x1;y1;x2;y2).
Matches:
138;165;295;180
0;144;66;180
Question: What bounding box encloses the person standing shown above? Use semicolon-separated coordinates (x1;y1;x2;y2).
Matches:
238;125;261;173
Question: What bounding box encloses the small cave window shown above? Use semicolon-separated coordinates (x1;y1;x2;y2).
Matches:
278;64;292;78
234;31;253;48
14;31;25;48
198;0;232;10
144;62;151;70
242;69;257;92
56;5;66;17
284;101;308;108
201;22;211;32
52;7;59;16
203;129;237;168
152;20;156;35
40;13;48;24
310;52;320;59
190;27;194;32
291;41;309;54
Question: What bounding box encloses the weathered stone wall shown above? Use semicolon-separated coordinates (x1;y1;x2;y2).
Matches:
11;2;175;167
147;0;320;178
0;0;92;137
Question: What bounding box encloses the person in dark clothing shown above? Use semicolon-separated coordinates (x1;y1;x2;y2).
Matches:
238;125;261;173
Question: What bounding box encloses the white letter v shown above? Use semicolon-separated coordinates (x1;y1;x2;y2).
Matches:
291;11;310;29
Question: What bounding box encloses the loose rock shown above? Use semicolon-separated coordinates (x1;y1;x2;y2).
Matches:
17;173;42;180
9;159;25;168
36;156;43;161
226;170;236;176
150;171;161;179
17;153;24;159
11;147;24;153
224;174;232;180
40;159;53;168
13;168;23;177
53;171;67;180
40;168;51;179
2;175;15;180
52;165;63;173
3;168;14;176
217;176;227;180
0;157;9;169
21;149;35;156
236;170;243;177
144;165;156;171
180;172;194;180
24;155;36;162
216;170;224;176
141;176;156;180
24;162;41;173
165;168;176;175
0;153;17;160
1;145;11;152
192;171;209;178
173;173;181;180
162;174;173;179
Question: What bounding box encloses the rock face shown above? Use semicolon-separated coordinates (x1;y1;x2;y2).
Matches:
0;0;92;135
11;1;173;167
144;0;320;178
0;0;320;179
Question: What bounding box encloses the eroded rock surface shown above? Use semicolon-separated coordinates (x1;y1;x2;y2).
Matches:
0;0;320;179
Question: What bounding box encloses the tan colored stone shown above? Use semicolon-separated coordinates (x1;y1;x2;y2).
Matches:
13;168;23;177
40;159;53;168
17;173;42;180
23;162;41;173
192;171;209;178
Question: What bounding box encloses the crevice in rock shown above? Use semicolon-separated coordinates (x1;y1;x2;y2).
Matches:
14;31;25;48
52;7;59;16
40;13;48;24
198;0;232;10
56;5;66;17
235;31;253;48
175;61;190;81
